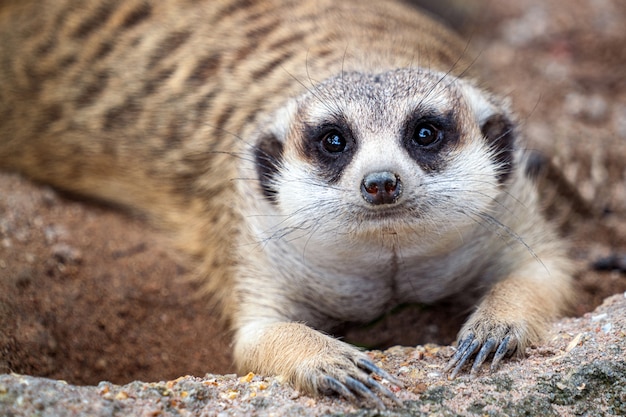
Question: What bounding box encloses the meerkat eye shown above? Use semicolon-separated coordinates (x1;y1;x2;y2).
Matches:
412;123;441;147
321;130;347;154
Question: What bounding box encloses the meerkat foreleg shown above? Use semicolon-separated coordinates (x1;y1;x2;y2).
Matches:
445;258;573;378
233;320;403;407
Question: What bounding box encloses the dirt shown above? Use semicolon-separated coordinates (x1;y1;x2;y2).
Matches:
0;173;233;383
1;0;625;413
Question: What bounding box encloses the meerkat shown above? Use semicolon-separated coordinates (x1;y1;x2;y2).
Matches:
0;0;574;408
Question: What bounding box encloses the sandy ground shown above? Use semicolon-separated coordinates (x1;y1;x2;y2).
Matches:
1;0;625;414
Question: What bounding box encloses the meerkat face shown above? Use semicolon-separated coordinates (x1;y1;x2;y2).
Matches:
250;68;516;248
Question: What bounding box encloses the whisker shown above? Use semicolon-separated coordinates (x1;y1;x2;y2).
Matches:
460;209;546;271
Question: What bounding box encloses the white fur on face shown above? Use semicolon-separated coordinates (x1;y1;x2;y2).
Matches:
264;70;504;252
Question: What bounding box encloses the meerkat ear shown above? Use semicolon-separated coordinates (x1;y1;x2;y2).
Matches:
480;112;516;183
254;133;283;202
464;84;517;183
251;101;296;203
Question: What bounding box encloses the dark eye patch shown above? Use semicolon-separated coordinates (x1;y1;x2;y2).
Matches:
402;110;459;173
300;117;357;183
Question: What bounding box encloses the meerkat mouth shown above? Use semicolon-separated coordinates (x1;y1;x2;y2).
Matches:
353;202;423;225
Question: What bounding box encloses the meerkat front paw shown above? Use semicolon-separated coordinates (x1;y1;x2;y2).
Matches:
444;322;520;379
443;273;565;378
234;321;403;408
300;345;404;409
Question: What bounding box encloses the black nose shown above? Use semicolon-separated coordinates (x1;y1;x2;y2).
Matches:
361;171;402;205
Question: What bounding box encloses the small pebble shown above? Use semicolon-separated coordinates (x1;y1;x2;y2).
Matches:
591;313;608;322
51;243;83;264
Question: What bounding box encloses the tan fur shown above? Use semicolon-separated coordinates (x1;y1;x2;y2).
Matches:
0;0;574;407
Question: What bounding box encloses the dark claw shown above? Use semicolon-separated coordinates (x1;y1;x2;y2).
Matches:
344;376;386;410
449;338;480;379
444;332;475;373
323;376;357;402
446;332;517;379
356;358;403;407
490;335;513;372
358;358;405;388
322;358;403;408
366;376;403;407
470;337;497;377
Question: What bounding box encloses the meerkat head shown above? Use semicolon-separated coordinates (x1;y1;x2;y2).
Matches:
247;68;516;248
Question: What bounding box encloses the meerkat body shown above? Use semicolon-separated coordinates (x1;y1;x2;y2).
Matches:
0;0;573;406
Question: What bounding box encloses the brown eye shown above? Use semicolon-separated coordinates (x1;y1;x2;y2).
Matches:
413;123;441;147
322;130;346;154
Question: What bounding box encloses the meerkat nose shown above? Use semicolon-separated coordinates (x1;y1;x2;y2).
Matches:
360;171;403;205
